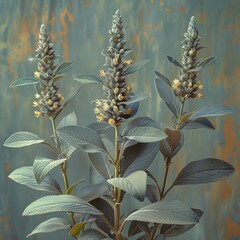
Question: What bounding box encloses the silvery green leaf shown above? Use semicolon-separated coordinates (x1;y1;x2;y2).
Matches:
8;166;61;194
90;165;106;185
86;122;111;134
182;117;215;130
125;126;167;143
62;83;82;109
154;77;180;117
167;56;182;68
128;221;150;237
196;45;207;50
66;179;86;194
172;158;235;186
160;209;203;237
4;132;45;148
189;105;233;120
27;217;69;237
108;170;147;201
187;67;202;73
55;62;73;75
124;60;149;76
146;184;159;203
57;125;107;153
28;57;45;65
125;200;199;225
154;71;171;86
74;74;102;84
10;77;39;88
197;56;217;68
23;195;102;216
122;92;148;105
121;142;160;176
33;156;67;184
79;229;112;240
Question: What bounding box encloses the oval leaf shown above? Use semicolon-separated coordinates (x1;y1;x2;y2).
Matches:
79;229;112;240
55;62;73;75
10;77;39;88
74;74;102;84
173;158;235;185
23;195;102;216
122;92;148;105
4;132;45;148
108;171;147;202
8;166;61;194
33;156;67;184
154;71;171;86
124;60;149;76
167;56;182;67
27;217;68;237
62;84;82;108
196;56;217;68
125;200;199;225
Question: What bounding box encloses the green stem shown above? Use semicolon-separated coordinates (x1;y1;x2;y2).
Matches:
50;116;76;226
176;98;185;129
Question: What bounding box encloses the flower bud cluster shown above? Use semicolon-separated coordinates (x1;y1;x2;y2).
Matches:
33;24;63;118
172;17;204;99
93;10;134;126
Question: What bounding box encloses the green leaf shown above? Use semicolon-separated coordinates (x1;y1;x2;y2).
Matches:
55;62;73;75
79;229;112;240
108;170;147;201
154;77;180;117
172;158;235;186
124;60;149;76
146;184;159;203
197;56;217;68
86;122;111;135
33;156;67;184
125;126;167;143
128;221;150;237
123;92;148;105
125;200;199;225
154;71;171;86
28;57;45;65
74;74;102;84
62;84;82;108
8;166;61;194
182;117;215;130
167;56;182;67
189;105;233;120
23;195;102;216
69;219;95;236
10;77;39;88
66;179;85;194
4;132;45;148
27;217;68;237
57;125;107;153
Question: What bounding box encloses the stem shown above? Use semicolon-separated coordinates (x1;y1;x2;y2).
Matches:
50;116;76;226
176;98;185;129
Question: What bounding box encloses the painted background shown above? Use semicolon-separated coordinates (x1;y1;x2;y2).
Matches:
0;0;239;239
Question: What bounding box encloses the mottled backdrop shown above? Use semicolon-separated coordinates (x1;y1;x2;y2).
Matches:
0;0;239;240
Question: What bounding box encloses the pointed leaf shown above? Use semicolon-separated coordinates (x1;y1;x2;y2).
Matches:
128;221;150;237
74;74;102;84
108;171;147;201
28;57;45;65
197;56;217;68
125;200;199;225
55;62;73;75
27;217;68;237
62;84;82;108
173;158;235;186
189;105;233;120
182;117;215;130
154;71;171;86
122;92;148;105
154;78;180;117
66;179;85;194
87;122;111;134
33;156;67;183
10;77;39;88
79;229;112;240
57;125;107;153
69;219;95;236
124;60;149;76
146;184;159;203
23;195;102;216
8;166;61;194
167;56;182;67
4;132;45;148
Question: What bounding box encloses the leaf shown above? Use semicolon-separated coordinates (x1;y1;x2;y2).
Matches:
172;158;235;186
27;217;69;237
122;92;148;105
8;166;61;194
154;71;171;86
69;219;95;236
57;125;107;153
128;221;150;237
146;184;159;203
182;117;215;130
154;77;180;117
86;122;111;135
108;171;147;201
125;127;167;143
62;83;82;108
160;208;203;237
74;74;102;84
125;200;199;225
55;62;73;75
167;56;182;67
121;142;160;176
66;179;85;194
4;132;45;148
10;77;39;88
23;195;102;216
197;56;217;68
124;60;149;76
33;156;67;183
79;229;112;240
189;105;233;120
28;57;45;65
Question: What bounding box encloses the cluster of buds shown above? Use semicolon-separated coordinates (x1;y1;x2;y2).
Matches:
93;10;136;126
33;24;63;118
172;16;204;99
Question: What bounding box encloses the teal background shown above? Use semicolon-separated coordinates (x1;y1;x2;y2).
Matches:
0;0;239;239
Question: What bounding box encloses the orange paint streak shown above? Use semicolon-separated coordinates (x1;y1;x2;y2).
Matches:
196;12;206;23
59;7;74;61
159;0;164;7
0;216;4;223
132;33;140;46
178;6;185;13
5;162;11;171
151;0;155;4
165;8;174;13
85;0;91;8
225;217;240;239
49;14;56;42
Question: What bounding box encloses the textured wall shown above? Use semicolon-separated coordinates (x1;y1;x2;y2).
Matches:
0;0;239;239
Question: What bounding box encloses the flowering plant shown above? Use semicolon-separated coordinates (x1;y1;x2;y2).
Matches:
4;10;234;240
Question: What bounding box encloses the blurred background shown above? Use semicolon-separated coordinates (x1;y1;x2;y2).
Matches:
0;0;239;239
